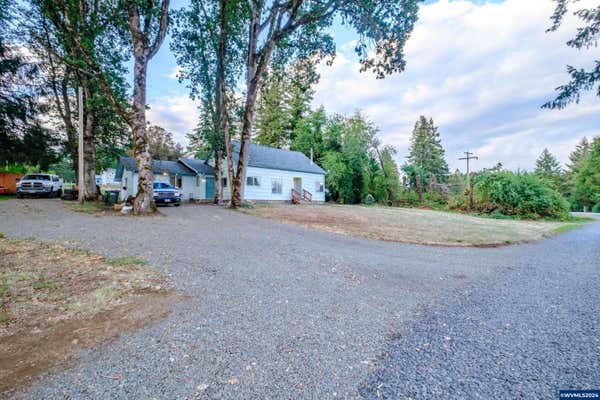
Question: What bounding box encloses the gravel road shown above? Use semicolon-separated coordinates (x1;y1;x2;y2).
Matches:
0;200;598;399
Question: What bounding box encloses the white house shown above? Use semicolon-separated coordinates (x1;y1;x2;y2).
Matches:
114;141;326;203
115;157;215;201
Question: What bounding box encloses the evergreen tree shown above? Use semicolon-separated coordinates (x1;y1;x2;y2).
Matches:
563;137;591;206
567;137;591;175
406;116;449;184
291;107;327;161
255;60;319;148
534;148;562;180
573;137;600;210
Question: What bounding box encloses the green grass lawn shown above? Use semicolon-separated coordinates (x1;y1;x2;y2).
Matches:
0;195;14;201
244;204;593;246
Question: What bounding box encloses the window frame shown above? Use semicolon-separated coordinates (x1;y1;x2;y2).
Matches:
271;178;282;194
246;176;260;186
315;181;324;193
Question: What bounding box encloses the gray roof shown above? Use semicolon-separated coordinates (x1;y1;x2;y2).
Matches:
179;158;215;175
231;141;326;175
115;157;196;180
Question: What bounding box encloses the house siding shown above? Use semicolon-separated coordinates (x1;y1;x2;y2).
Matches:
219;164;325;202
121;172;210;201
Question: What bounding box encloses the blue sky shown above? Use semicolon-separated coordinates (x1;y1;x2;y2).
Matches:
145;0;600;171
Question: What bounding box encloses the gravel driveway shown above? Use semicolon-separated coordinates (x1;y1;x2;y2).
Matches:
0;200;598;399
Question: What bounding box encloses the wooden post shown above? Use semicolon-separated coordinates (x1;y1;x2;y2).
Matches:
77;86;85;203
459;151;478;211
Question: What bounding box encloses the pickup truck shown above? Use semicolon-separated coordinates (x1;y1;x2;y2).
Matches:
16;174;63;198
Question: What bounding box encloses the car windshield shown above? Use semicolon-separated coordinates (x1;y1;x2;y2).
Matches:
23;174;50;181
153;182;174;189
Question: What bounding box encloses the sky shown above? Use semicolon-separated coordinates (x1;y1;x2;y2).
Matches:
145;0;600;172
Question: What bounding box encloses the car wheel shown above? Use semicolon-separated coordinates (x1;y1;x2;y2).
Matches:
56;188;62;197
17;194;23;199
174;203;181;207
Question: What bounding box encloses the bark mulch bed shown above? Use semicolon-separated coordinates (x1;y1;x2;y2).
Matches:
0;236;180;395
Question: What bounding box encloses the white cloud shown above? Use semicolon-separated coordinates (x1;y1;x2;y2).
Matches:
146;95;199;146
313;0;600;171
167;66;184;80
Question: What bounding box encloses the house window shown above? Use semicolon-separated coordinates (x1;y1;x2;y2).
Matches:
196;175;201;187
271;178;282;194
170;176;182;189
221;177;227;188
246;176;260;186
315;181;324;193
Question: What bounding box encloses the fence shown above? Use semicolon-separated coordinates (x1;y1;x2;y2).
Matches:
0;173;24;194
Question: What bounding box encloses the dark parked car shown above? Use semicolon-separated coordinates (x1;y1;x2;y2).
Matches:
153;182;181;206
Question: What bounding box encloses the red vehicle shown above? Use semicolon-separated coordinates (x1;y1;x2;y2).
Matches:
0;185;7;194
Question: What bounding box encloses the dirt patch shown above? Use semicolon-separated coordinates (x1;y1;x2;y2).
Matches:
243;204;574;246
0;237;180;395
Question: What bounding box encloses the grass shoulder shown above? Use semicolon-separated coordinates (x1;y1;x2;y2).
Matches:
244;203;593;247
0;236;179;394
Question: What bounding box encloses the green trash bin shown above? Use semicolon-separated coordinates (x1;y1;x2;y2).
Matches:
106;190;119;205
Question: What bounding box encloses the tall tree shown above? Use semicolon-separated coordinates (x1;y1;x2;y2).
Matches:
406;116;449;183
564;137;592;207
544;0;600;109
1;1;59;169
34;0;170;213
171;0;246;204
29;0;107;199
369;137;401;204
222;0;421;207
534;148;562;181
255;59;319;148
291;106;327;159
147;125;183;160
573;137;600;210
567;137;591;175
125;0;169;213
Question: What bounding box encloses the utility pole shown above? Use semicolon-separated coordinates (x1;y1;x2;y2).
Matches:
459;151;478;210
78;86;85;203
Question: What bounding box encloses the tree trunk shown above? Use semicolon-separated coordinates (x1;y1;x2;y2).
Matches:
213;149;221;204
131;55;155;214
57;75;79;182
82;83;97;200
229;10;275;208
230;77;260;207
215;0;234;206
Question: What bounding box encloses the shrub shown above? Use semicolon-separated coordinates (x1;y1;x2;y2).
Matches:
470;171;569;219
592;202;600;213
395;189;420;207
423;191;447;209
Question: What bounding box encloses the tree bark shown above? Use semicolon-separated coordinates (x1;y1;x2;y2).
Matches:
216;0;232;206
127;0;169;214
229;9;276;208
82;82;97;200
131;54;155;214
60;77;79;182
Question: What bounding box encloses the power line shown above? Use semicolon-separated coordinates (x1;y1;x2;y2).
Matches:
459;151;478;210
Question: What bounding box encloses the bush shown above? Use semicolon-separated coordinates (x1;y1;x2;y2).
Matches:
395;189;420;207
423;191;447;209
469;171;569;219
592;202;600;213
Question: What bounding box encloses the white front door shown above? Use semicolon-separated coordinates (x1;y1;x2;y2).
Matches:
293;177;302;193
